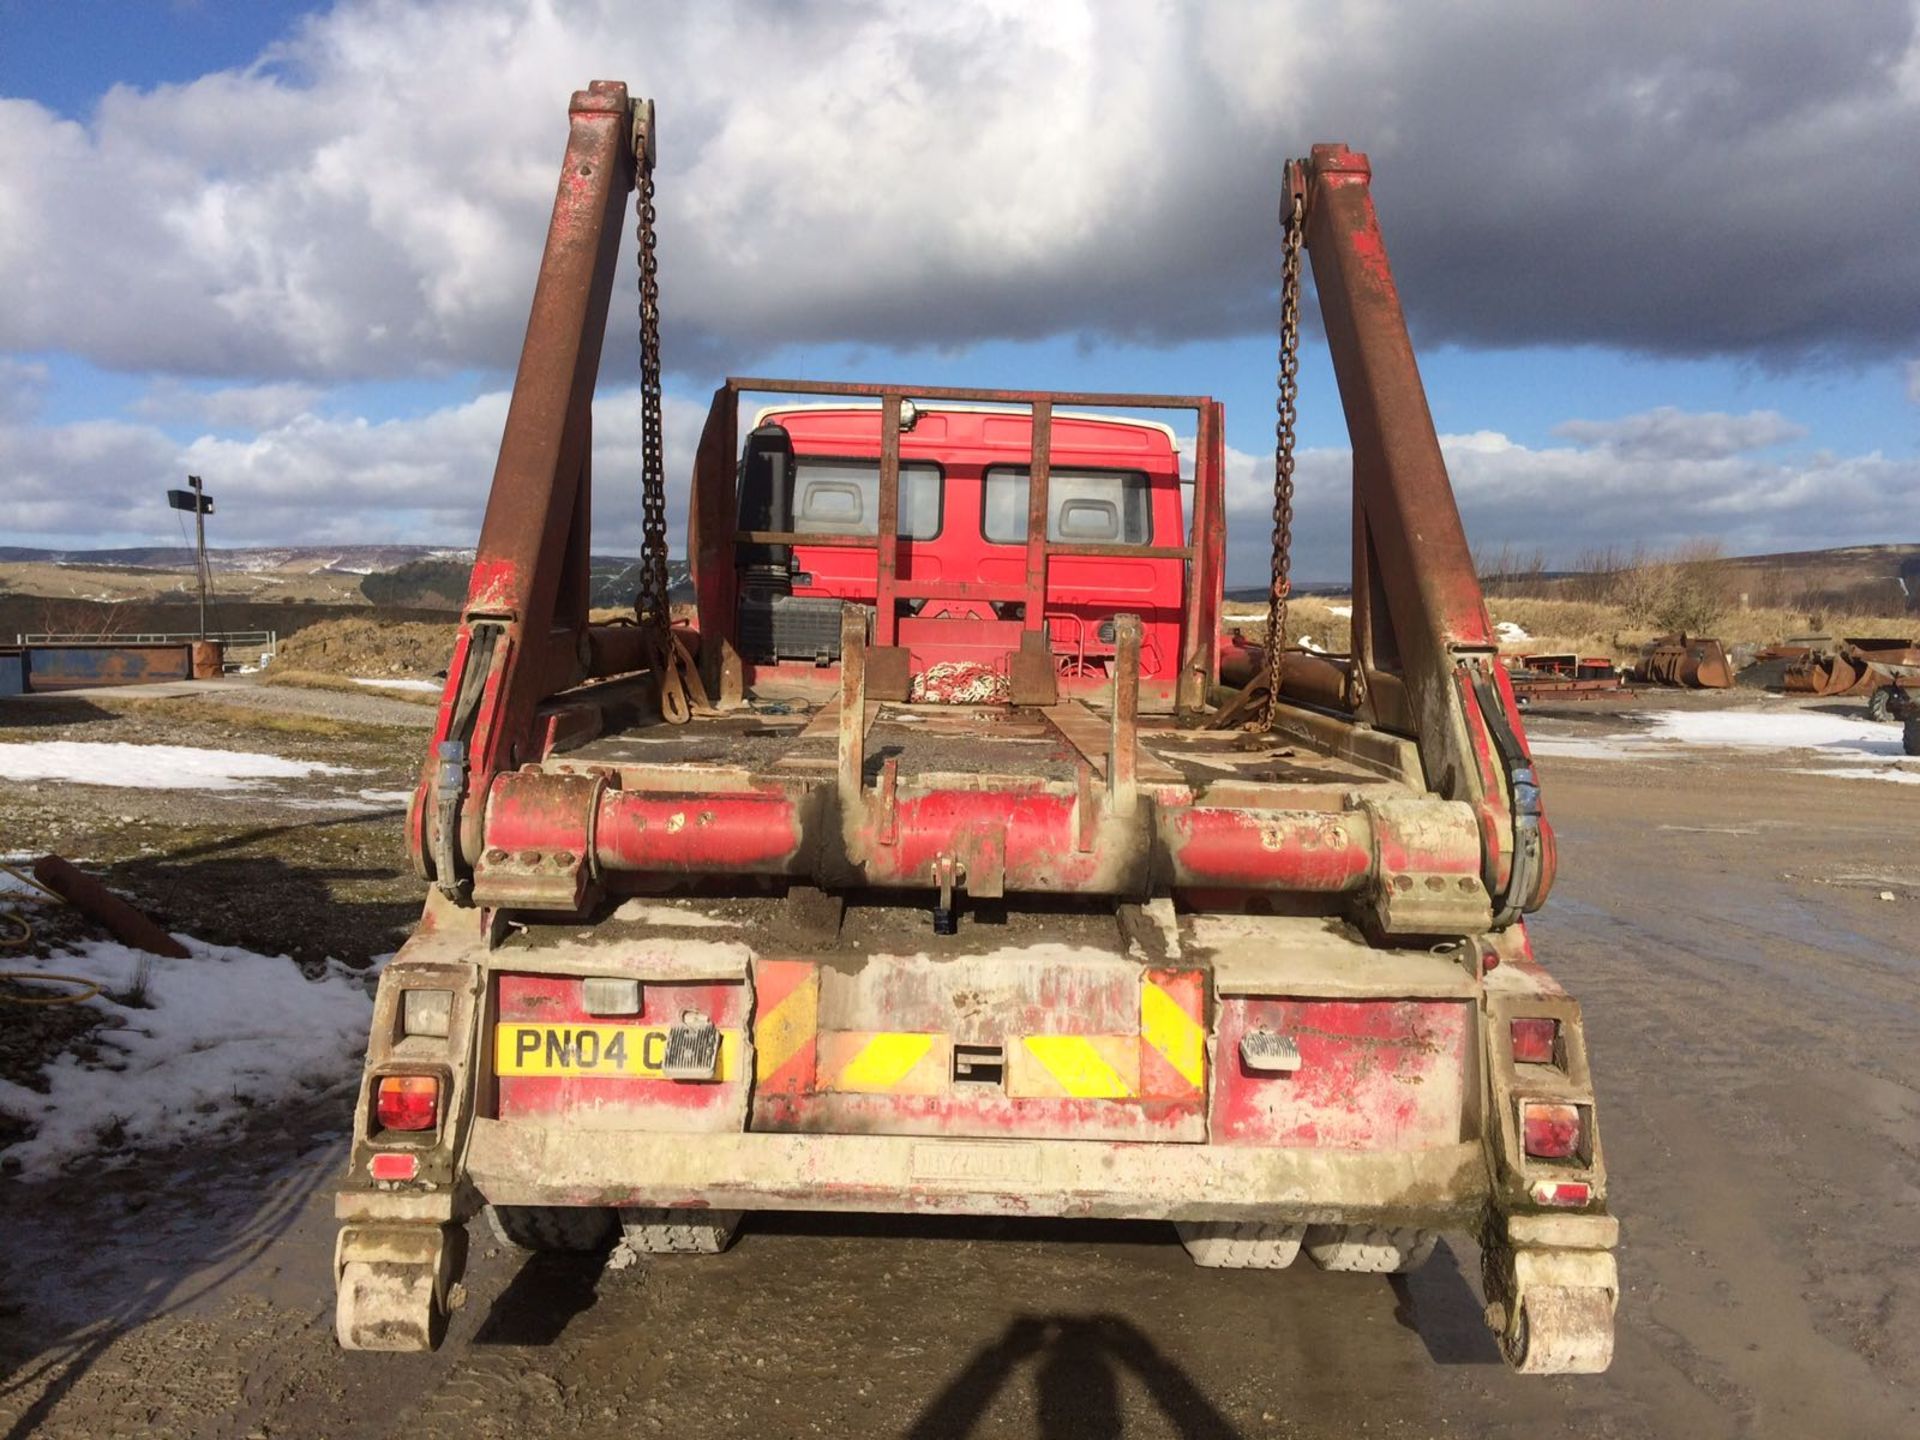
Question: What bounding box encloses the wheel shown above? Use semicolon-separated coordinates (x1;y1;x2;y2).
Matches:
1303;1224;1438;1273
1905;715;1920;757
486;1203;616;1253
1501;1285;1615;1374
1867;686;1894;722
1174;1220;1304;1269
336;1260;443;1351
616;1207;742;1255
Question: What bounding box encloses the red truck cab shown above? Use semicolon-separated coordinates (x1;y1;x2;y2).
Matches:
725;403;1198;709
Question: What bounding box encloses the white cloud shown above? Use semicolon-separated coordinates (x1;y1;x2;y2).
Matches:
4;385;1913;582
0;384;707;551
1224;417;1920;585
131;380;325;430
1;0;1917;382
1552;407;1806;461
3;3;1917;571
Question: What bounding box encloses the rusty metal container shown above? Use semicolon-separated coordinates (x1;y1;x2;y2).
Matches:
191;640;225;679
22;643;194;691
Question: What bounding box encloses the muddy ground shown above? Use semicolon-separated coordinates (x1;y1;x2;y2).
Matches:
1;686;1917;1438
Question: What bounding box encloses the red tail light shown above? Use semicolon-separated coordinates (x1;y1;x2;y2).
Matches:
1510;1017;1559;1065
375;1075;440;1132
1522;1100;1582;1159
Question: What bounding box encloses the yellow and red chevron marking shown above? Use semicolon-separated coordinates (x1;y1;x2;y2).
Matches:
756;963;1205;1106
1139;968;1207;1098
753;960;818;1096
1008;1034;1139;1098
817;1031;951;1094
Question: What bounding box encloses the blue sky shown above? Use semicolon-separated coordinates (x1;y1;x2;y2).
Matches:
2;1;1916;584
0;2;302;117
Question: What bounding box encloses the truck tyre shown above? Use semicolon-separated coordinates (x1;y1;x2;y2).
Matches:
486;1204;616;1253
1174;1220;1304;1269
1868;686;1895;722
1303;1224;1438;1273
1905;715;1920;757
616;1207;742;1255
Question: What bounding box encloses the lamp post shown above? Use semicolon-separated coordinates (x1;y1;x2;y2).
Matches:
166;476;215;640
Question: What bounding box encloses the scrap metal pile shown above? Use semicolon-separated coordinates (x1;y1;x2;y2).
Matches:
1778;637;1920;699
1633;634;1733;690
1500;653;1625;705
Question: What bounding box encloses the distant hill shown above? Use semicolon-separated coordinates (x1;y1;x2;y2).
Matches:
0;543;472;576
0;544;687;611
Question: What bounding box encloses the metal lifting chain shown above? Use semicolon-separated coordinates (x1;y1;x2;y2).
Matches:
1260;190;1305;730
634;105;669;640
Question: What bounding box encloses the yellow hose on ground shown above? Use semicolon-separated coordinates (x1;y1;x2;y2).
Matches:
0;858;103;1005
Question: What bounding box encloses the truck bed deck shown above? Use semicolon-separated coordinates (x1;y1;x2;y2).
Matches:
559;696;1403;798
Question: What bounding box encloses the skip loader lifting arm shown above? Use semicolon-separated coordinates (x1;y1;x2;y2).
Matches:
409;83;662;896
1285;145;1551;926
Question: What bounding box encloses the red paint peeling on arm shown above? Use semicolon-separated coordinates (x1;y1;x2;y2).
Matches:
465;556;521;612
1348;225;1396;290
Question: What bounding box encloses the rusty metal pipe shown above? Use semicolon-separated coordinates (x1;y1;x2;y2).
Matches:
593;790;810;875
1159;808;1375;892
31;855;190;959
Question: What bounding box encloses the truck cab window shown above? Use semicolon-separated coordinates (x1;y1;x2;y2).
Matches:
982;467;1151;545
790;458;943;539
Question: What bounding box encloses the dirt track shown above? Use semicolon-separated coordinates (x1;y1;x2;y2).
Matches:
2;723;1918;1438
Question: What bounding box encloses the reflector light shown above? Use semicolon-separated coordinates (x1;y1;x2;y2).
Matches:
1530;1179;1591;1207
1510;1017;1559;1065
401;988;453;1039
1522;1100;1582;1159
375;1075;440;1132
371;1152;419;1182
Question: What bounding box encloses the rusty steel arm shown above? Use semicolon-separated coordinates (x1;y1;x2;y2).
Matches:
412;82;644;889
1293;144;1551;917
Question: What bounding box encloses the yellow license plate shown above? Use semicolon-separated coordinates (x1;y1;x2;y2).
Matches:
494;1023;739;1080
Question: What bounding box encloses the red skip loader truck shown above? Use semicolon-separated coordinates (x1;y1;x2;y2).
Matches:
333;82;1617;1375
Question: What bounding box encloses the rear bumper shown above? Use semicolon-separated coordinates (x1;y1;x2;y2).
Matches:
457;1119;1489;1225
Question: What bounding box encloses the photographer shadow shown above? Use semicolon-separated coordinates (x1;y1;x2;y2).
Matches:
907;1311;1243;1440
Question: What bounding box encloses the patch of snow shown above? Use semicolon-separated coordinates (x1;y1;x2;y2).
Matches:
1495;621;1532;644
1646;709;1907;758
1297;636;1327;654
1791;766;1920;785
0;936;375;1177
1526;707;1920;783
352;677;440;693
357;789;414;805
0;741;353;791
1327;604;1353;618
0;864;49;897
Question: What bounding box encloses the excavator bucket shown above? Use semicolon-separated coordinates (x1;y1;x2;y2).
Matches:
1639;635;1732;689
